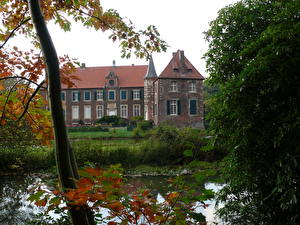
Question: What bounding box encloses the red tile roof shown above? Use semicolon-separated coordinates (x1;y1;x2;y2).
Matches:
159;50;204;80
62;65;147;89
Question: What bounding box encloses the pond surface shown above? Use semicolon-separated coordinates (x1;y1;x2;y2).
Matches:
0;174;225;225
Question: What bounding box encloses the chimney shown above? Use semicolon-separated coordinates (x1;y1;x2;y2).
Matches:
80;63;86;69
112;60;116;68
172;52;176;57
179;50;185;66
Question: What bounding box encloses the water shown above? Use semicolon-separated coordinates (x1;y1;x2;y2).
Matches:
0;174;224;225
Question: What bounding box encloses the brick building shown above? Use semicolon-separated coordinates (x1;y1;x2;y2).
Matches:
57;50;204;128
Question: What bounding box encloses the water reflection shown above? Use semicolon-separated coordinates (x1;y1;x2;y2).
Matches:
0;175;42;225
0;174;224;225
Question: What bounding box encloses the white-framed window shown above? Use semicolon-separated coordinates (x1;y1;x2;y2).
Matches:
61;91;66;101
108;90;115;101
84;91;91;101
170;81;178;92
170;100;178;115
72;91;80;102
189;81;196;92
133;104;141;116
72;105;79;120
84;105;91;119
96;105;104;118
120;90;127;100
120;104;128;118
96;90;103;101
133;89;140;100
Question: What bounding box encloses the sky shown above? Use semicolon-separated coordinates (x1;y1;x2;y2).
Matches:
14;0;239;78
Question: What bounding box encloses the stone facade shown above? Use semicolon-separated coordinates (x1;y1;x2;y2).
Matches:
44;50;204;128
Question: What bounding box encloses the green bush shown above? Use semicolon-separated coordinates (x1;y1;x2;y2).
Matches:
96;116;128;127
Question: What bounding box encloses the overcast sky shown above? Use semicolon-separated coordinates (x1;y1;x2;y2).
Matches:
14;0;239;78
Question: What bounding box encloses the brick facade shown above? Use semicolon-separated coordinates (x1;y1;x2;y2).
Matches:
43;50;204;128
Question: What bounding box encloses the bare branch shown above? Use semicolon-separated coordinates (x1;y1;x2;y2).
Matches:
17;79;45;121
0;80;22;125
0;76;46;88
0;17;31;49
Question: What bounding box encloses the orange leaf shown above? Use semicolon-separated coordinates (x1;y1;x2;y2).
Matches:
35;199;47;207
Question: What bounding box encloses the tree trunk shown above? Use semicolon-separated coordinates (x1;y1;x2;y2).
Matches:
28;1;95;224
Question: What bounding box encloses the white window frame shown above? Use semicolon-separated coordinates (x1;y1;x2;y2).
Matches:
120;104;128;118
108;90;116;101
133;104;141;116
84;90;91;101
96;105;104;119
133;89;140;100
170;81;178;92
72;105;79;120
84;105;91;119
96;90;103;101
170;99;178;115
189;81;196;92
72;91;79;102
120;90;127;101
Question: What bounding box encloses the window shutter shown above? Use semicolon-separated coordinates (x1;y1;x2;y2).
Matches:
167;100;170;115
94;91;97;100
78;92;81;101
177;100;181;115
190;100;197;115
131;90;133;100
140;89;144;99
103;90;106;100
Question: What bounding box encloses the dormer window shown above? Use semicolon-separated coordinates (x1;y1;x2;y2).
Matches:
173;68;179;72
109;80;115;86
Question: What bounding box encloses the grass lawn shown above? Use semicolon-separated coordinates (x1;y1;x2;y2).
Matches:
68;128;133;139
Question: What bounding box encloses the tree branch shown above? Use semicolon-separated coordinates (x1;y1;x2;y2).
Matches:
0;17;31;49
17;79;45;121
0;80;21;125
0;76;46;88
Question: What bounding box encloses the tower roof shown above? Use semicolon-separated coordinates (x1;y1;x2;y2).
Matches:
144;55;157;79
159;50;204;80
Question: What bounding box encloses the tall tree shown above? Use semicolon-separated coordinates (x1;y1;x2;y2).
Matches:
204;0;300;224
0;1;166;224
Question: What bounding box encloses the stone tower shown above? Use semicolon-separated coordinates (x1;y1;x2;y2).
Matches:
144;55;157;121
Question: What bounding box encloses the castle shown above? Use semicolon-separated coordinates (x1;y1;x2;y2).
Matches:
60;50;205;128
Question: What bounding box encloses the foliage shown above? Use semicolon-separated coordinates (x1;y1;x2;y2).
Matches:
28;165;212;225
96;116;129;127
68;129;133;139
204;0;300;224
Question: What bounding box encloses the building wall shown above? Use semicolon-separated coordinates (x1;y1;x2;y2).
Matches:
62;87;144;125
154;78;204;128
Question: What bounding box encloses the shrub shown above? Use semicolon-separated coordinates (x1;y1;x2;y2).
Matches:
96;116;129;127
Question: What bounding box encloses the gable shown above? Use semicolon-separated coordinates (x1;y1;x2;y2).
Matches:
159;50;204;80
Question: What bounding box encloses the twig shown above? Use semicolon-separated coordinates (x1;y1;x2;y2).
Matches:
0;18;31;49
0;80;21;125
0;76;45;88
17;80;45;121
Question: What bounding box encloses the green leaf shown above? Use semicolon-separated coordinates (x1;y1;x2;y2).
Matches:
183;149;193;158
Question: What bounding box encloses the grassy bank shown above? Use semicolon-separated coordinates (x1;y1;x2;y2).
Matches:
1;125;226;173
68;128;134;139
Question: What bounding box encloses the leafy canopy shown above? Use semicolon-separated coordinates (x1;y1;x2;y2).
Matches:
204;0;300;224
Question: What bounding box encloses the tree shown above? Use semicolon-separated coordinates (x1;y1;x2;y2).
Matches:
0;1;167;224
204;0;300;224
